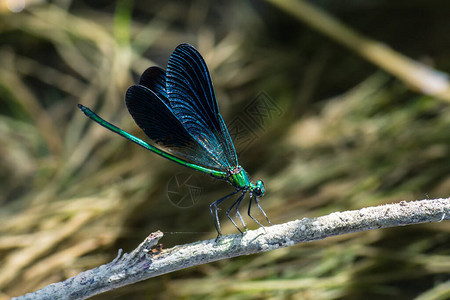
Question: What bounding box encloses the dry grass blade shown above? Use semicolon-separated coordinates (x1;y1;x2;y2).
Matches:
265;0;450;101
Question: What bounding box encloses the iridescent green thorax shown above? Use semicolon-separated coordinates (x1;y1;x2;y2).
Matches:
227;165;252;189
227;166;265;198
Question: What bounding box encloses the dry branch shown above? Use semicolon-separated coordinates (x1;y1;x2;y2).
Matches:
13;198;450;300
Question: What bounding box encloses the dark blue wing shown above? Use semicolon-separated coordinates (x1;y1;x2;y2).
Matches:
166;43;238;169
138;67;169;106
125;67;230;170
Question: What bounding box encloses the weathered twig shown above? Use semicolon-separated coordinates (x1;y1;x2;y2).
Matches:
13;198;450;300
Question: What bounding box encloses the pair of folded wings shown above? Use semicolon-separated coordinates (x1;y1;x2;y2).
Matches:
125;43;238;171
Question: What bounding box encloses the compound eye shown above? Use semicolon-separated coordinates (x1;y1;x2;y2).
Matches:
254;180;265;197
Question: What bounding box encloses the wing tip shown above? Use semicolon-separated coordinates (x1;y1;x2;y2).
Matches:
139;66;166;84
174;43;201;56
177;42;195;49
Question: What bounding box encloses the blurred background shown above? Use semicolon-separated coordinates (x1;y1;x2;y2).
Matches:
1;0;449;299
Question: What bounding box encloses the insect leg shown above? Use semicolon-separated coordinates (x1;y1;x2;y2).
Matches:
234;191;248;231
247;192;265;228
254;195;272;225
225;190;247;234
210;189;240;239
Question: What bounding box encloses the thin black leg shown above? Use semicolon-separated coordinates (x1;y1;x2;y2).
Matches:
226;190;247;234
210;189;240;240
234;191;248;231
254;195;272;225
248;192;265;228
